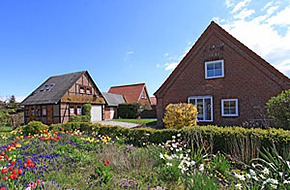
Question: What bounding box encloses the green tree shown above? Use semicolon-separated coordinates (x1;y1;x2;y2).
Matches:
267;89;290;129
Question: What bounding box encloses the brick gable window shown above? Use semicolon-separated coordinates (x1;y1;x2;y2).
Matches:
221;99;238;117
79;86;85;94
141;91;147;99
188;96;213;122
205;60;224;79
69;106;75;115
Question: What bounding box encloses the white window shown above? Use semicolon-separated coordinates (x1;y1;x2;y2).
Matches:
205;60;224;79
188;96;213;122
77;107;82;115
70;106;75;115
221;99;238;117
141;91;147;99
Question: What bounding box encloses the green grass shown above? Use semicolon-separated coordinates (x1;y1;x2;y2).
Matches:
0;125;12;133
112;119;157;126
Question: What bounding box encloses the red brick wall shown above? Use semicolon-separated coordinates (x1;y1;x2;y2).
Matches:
104;106;117;120
156;27;290;126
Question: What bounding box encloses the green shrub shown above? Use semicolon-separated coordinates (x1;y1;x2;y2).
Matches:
267;89;290;129
118;103;142;119
83;104;91;119
69;115;90;122
163;103;198;129
140;109;156;118
21;121;49;135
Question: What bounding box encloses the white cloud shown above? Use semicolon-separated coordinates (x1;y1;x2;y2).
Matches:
261;1;273;11
124;50;134;61
219;1;290;77
164;52;169;57
126;51;134;54
231;0;252;13
165;62;179;71
267;6;290;26
234;8;255;19
226;0;234;8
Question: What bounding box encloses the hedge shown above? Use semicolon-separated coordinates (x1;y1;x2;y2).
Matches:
118;103;142;118
21;121;290;163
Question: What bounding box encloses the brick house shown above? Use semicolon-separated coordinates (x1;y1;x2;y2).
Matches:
102;92;126;120
108;83;152;109
21;71;105;125
154;21;290;126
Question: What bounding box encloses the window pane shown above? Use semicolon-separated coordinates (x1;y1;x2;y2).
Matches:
77;107;82;115
42;107;47;116
70;107;75;115
215;68;222;76
214;62;221;70
229;108;236;114
229;101;236;108
196;99;204;120
224;108;230;114
189;99;195;104
205;99;211;120
207;70;214;77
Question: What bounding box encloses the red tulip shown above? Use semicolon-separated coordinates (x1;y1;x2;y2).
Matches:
106;159;110;163
8;174;13;179
9;166;13;171
30;163;35;167
18;169;23;175
23;163;27;167
12;170;16;174
4;176;8;181
4;155;9;160
1;152;4;156
27;159;32;164
104;162;107;166
1;168;8;174
12;174;17;179
11;161;15;166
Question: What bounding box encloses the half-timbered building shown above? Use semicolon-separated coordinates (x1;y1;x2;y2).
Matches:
21;71;105;125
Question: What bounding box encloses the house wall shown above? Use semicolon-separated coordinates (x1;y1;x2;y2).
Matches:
24;104;60;125
156;29;290;126
60;72;105;124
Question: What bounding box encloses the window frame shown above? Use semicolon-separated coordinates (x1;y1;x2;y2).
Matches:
86;87;92;95
205;60;224;79
42;106;47;116
76;106;82;115
221;99;239;117
79;86;85;94
188;96;213;122
69;106;75;115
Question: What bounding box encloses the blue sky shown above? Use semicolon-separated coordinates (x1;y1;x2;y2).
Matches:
1;0;290;102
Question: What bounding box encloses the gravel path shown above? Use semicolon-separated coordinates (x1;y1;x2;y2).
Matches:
92;120;141;128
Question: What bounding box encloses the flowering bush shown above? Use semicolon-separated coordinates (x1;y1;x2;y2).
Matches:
163;103;198;129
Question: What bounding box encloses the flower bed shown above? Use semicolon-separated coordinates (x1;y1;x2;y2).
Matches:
0;126;289;189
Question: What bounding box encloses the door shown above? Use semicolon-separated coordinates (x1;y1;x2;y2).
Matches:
91;105;102;122
109;107;114;119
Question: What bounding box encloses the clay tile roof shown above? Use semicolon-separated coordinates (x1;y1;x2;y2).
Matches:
108;83;146;103
150;97;156;105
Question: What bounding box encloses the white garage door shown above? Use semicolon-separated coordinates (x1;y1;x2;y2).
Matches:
91;105;102;122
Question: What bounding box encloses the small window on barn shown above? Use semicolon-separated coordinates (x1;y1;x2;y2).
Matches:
40;85;48;91
205;60;224;79
221;99;238;117
79;86;85;94
86;87;92;94
36;107;40;116
70;106;75;115
42;106;47;116
77;106;82;115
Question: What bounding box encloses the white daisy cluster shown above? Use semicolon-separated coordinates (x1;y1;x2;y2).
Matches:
158;134;205;174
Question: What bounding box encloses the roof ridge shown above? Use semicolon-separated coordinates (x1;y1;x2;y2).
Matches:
50;70;87;78
110;83;145;88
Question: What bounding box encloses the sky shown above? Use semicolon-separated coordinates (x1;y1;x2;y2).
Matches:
0;0;290;102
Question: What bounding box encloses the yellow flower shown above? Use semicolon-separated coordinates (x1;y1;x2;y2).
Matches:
164;154;169;159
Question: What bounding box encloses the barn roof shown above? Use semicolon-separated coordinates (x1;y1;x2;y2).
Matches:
102;92;126;107
21;71;86;105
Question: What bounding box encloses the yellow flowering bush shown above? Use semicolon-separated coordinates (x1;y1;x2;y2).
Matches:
163;103;198;129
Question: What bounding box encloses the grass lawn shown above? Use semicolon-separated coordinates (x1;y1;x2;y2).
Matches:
112;119;157;126
0;125;12;133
